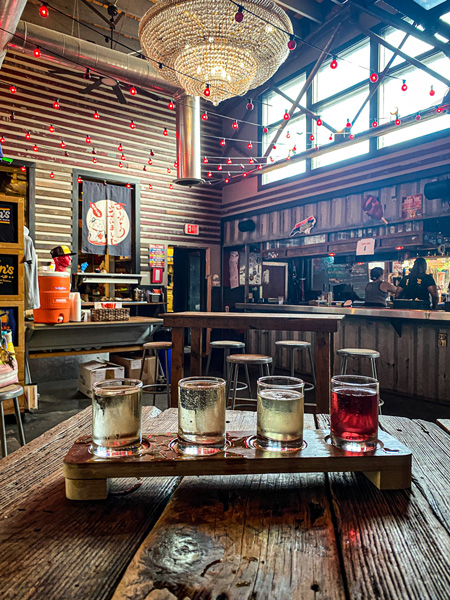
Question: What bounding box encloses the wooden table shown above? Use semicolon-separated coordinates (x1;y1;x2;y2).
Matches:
163;311;345;412
25;316;163;381
1;407;450;599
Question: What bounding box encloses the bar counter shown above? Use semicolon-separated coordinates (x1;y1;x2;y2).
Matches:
236;302;450;404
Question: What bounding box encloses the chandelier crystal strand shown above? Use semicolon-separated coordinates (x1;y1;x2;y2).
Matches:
139;0;293;105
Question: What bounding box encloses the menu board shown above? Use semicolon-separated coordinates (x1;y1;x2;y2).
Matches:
149;244;166;268
402;194;423;219
0;201;17;243
0;254;18;295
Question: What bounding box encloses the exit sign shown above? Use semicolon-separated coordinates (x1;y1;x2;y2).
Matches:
184;223;199;235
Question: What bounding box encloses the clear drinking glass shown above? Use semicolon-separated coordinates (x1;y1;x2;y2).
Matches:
330;375;379;452
91;378;143;458
256;376;304;452
178;376;226;456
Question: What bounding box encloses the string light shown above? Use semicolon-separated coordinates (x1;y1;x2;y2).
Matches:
249;159;253;164
25;131;31;140
129;86;137;96
204;84;211;97
316;117;322;126
126;183;131;188
235;5;244;22
92;157;97;163
225;177;229;183
201;112;208;121
437;106;443;113
167;168;171;174
84;68;91;80
415;114;421;121
39;3;49;17
86;135;91;143
9;85;16;94
243;172;247;177
203;157;208;163
286;131;290;138
258;164;262;170
232;121;238;130
77;176;82;183
247;141;252;149
372;120;378;127
395;118;401;125
148;184;153;190
330;56;338;69
143;165;147;171
168;100;174;110
150;150;155;156
169;183;173;189
283;110;290;121
346;119;352;128
220;139;226;146
130;120;136;129
401;80;407;91
272;144;276;150
246;99;254;110
227;158;232;164
20;166;26;172
288;36;296;51
163;128;168;136
49;124;55;132
207;171;212;177
118;143;123;151
33;46;41;58
119;162;123;168
9;112;14;121
50;171;54;179
174;161;178;168
263;126;268;133
148;158;153;165
329;135;333;140
60;140;65;148
430;86;435;97
218;165;223;170
349;133;354;139
309;134;314;141
33;144;38;151
0;136;5;144
370;73;378;82
53;98;60;109
121;154;126;160
93;110;100;119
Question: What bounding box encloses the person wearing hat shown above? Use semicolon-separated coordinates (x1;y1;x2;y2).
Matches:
50;245;77;272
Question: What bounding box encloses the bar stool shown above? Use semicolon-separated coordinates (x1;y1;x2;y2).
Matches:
272;340;316;392
0;384;26;458
205;340;245;378
226;354;272;410
139;341;172;407
337;348;383;413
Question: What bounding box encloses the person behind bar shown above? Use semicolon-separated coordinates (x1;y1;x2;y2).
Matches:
396;257;438;310
364;267;397;307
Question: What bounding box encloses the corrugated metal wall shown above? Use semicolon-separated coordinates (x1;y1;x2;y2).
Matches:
0;52;222;268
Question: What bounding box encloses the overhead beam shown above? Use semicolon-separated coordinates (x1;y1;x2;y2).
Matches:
271;85;338;133
430;0;450;19
382;0;450;40
263;23;341;158
358;21;450;88
273;0;324;23
350;0;450;58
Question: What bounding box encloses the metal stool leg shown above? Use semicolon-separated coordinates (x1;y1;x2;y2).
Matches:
244;365;252;398
13;397;25;447
139;347;147;380
290;348;295;377
370;358;378;380
232;363;239;410
165;349;170;408
307;345;317;388
271;347;278;375
225;362;233;405
264;363;271;376
0;401;6;457
205;347;212;376
340;356;348;375
224;348;231;380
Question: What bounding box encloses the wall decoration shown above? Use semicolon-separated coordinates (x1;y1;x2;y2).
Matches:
0;254;18;295
0;201;17;243
149;244;166;268
401;193;423;219
289;215;316;237
356;238;375;256
362;195;388;224
229;251;239;289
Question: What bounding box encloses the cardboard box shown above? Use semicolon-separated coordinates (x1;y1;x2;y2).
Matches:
110;353;156;385
78;360;125;398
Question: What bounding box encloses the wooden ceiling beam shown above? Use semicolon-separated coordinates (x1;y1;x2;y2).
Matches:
273;0;325;24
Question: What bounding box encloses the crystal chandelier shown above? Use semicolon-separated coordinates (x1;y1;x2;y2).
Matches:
139;0;293;105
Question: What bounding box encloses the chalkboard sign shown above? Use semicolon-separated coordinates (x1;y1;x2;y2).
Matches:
0;201;17;243
0;254;18;295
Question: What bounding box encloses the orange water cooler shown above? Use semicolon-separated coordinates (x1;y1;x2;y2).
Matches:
33;270;71;323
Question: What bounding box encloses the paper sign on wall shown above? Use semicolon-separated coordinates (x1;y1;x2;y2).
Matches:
356;238;375;256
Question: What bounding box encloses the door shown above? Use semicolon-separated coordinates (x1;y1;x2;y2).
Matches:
173;247;206;312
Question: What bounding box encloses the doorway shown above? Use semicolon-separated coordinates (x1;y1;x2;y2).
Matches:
172;247;207;313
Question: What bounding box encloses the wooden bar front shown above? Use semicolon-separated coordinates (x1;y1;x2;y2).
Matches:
163;311;344;413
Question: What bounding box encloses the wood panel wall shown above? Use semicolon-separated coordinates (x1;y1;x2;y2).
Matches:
224;174;448;246
0;52;222;269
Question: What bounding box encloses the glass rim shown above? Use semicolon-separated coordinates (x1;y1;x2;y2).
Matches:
92;378;143;396
179;376;226;388
257;375;304;388
331;375;378;387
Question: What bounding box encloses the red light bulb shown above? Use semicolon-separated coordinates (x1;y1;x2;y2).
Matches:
249;159;254;164
232;121;238;130
329;135;333;141
92;157;97;163
207;171;212;177
49;124;55;132
39;3;49;17
272;145;276;150
148;158;153;165
372;120;378;127
401;80;407;91
370;72;378;82
235;7;244;22
330;57;338;69
257;164;262;170
203;157;208;164
263;126;268;133
204;85;211;97
218;165;223;171
77;176;82;183
33;46;41;58
169;184;173;190
93;110;99;119
118;143;123;151
349;134;354;139
163;128;168;136
415;114;421;121
168;100;174;110
118;162;123;168
60;140;65;148
174;161;178;168
21;166;26;172
86;135;91;143
148;184;153;190
247;141;252;149
437;106;443;113
220;139;226;146
9;85;16;94
130;87;137;96
126;183;131;188
246;99;254;110
346;120;351;128
316;118;322;126
283;110;290;121
121;154;125;160
288;37;296;51
130;120;136;129
9;112;14;121
25;131;31;140
286;131;290;139
33;145;38;152
243;172;247;177
201;112;208;121
227;158;232;164
270;157;274;162
0;137;5;144
53;99;60;109
395;118;401;125
167;168;171;174
309;134;314;141
225;178;229;183
430;86;435;97
50;172;54;179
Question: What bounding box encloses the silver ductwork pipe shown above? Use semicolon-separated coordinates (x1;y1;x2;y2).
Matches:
7;20;203;186
0;0;27;69
174;95;203;187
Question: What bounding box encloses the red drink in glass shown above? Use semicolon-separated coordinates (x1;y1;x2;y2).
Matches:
330;376;379;452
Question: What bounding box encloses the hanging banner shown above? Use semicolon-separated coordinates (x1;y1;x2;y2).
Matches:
82;182;132;256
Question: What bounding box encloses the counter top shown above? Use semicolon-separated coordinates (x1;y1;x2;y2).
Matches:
235;303;450;321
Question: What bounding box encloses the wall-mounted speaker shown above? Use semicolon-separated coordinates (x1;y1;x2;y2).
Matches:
424;179;450;200
238;219;256;232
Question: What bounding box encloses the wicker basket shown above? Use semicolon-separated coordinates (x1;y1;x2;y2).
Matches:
91;308;130;322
